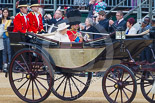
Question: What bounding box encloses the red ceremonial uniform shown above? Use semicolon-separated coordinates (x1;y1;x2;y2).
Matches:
27;11;44;34
13;12;29;33
67;30;81;42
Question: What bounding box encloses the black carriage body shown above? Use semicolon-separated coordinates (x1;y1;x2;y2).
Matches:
9;32;153;73
8;31;155;103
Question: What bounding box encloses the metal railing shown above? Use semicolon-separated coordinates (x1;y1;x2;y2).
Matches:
0;0;154;16
35;0;155;8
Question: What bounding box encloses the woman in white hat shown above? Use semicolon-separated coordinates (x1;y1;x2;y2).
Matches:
52;23;70;42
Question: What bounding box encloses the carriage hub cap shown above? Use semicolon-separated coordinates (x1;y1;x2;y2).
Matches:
26;73;36;80
115;82;124;89
26;75;31;79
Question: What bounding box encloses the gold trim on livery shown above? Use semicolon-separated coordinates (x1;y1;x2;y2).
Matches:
30;12;35;15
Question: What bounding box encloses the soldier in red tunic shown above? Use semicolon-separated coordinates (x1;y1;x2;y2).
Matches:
13;0;29;33
27;0;45;34
66;9;83;42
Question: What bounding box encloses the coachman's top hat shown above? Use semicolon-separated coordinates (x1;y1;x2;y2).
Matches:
30;0;40;7
18;0;28;8
67;9;81;26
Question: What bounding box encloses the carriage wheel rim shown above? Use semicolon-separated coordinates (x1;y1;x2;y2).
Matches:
52;72;92;101
102;64;137;103
9;49;54;103
141;71;155;103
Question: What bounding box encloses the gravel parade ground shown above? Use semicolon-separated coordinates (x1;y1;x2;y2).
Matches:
0;72;149;103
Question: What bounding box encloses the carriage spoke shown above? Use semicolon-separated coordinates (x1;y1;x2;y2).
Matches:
123;89;129;100
37;76;49;81
24;80;31;97
71;77;80;93
34;55;39;71
107;77;116;83
55;77;66;92
121;70;124;81
54;75;65;82
124;81;134;86
28;53;32;70
21;54;30;71
72;76;86;86
120;90;123;103
110;72;118;81
17;79;29;91
13;77;26;82
146;88;151;95
34;80;42;98
32;80;34;100
15;61;27;72
114;89;119;102
108;88;117;96
141;82;150;85
124;75;131;82
117;70;122;81
63;78;68;96
106;85;114;88
152;94;155;100
144;84;152;87
124;87;133;93
36;79;48;91
68;78;73;97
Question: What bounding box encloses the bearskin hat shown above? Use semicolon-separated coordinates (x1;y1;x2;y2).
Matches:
67;9;81;26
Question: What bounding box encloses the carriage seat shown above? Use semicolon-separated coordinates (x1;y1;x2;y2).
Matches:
8;26;24;43
36;33;83;48
125;29;150;37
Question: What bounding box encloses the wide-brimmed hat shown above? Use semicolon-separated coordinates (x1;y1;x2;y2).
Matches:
18;0;28;8
57;23;70;31
30;0;40;7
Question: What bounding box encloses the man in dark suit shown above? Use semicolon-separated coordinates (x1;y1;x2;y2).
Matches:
93;10;109;39
109;11;126;32
45;10;63;25
97;10;109;32
44;10;63;32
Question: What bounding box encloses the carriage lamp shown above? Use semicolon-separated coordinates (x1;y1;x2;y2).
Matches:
115;27;126;40
116;27;126;52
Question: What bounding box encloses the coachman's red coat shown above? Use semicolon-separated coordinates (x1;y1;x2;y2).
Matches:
27;12;44;34
13;12;29;33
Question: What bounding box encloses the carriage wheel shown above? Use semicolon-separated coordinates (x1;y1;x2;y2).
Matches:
52;72;92;101
9;48;54;103
141;71;155;103
102;64;137;103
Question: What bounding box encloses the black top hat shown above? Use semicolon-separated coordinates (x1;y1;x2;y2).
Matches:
67;9;81;26
30;0;40;7
18;0;28;8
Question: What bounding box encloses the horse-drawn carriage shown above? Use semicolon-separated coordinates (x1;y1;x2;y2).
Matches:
7;28;155;103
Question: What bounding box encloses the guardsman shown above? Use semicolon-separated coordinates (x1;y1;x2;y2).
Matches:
13;0;29;33
27;0;44;34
